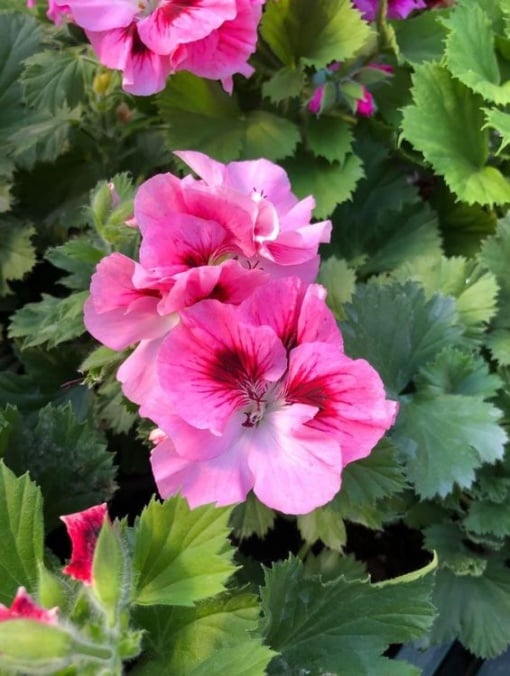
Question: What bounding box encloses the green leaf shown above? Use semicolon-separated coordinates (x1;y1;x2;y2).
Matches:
230;492;275;540
285;151;364;218
91;521;126;624
22;48;92;113
261;556;435;674
46;237;104;290
8;291;87;349
400;63;510;206
423;523;487;576
133;593;274;675
260;0;374;69
340;281;463;397
394;10;448;64
317;257;356;319
487;329;510;364
0;218;36;296
241;111;300;161
297;506;347;552
0;403;116;529
464;499;510;538
303;551;367;582
393;393;507;499
0;460;43;604
483;107;510;154
429;562;510;658
133;497;236;606
441;2;510;105
262;66;305;103
306;116;354;163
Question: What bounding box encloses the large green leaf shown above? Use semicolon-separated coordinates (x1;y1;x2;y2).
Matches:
394;10;448;64
305;116;354;163
441;2;510;105
260;0;373;69
429;562;510;658
230;492;275;540
45;237;104;290
260;556;435;675
400;63;510;205
133;593;274;675
340;281;463;397
0;218;36;296
132;497;236;606
483;107;510;154
297;506;347;552
0;460;43;604
423;524;487;577
463;498;510;538
393;393;507;499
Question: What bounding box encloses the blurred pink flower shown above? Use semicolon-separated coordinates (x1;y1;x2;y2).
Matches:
356;87;375;117
147;278;397;514
60;504;108;584
353;0;426;21
0;588;58;624
307;84;325;114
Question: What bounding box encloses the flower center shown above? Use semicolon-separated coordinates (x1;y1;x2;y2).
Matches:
241;382;284;428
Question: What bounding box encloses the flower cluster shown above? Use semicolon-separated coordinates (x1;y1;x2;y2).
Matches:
85;152;397;514
33;0;264;95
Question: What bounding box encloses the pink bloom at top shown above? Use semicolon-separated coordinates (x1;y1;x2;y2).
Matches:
353;0;426;21
0;588;58;624
146;278;398;514
60;504;108;584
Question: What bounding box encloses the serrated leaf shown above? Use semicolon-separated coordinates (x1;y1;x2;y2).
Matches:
46;238;104;290
133;593;274;675
464;499;510;538
260;0;373;69
303;551;367;582
0;460;43;604
261;556;435;675
230;492;275;540
0;218;36;296
487;329;510;364
0;403;116;529
22;48;92;113
340;281;463;397
285;151;364;218
393;393;507;499
241;111;299;161
133;497;236;606
394;10;448;64
423;524;487;576
306;116;354;163
401;64;510;206
297;506;346;552
262;66;305;103
442;2;510;105
317;257;356;319
416;347;502;398
483;107;510;154
9;291;87;349
429;562;510;658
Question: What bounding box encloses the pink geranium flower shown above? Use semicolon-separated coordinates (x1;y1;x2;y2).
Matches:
60;504;108;584
146;278;398;515
0;588;58;624
353;0;426;21
52;0;264;94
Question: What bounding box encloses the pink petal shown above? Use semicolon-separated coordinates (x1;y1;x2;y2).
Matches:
60;504;108;584
134;173;187;235
174;150;226;186
137;0;237;56
117;336;172;405
0;588;58;625
60;0;138;31
156;300;287;434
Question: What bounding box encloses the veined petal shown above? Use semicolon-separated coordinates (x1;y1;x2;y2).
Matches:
134;173;187;235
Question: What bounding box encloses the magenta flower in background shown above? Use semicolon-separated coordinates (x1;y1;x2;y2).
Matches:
353;0;426;21
49;0;264;94
356;88;375;117
60;504;108;584
0;588;58;624
146;278;398;515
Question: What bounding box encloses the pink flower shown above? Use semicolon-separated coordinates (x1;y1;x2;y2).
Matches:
146;278;398;514
308;84;325;115
26;0;70;23
0;588;58;624
356;87;375;117
60;504;108;584
53;0;264;95
353;0;426;21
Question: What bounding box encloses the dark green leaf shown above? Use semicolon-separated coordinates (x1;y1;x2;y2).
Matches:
0;218;36;296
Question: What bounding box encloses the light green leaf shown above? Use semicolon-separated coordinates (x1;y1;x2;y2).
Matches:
486;329;510;364
133;593;274;675
317;257;356;319
133;497;236;606
230;492;275;540
0;460;43;604
8;291;87;349
262;66;305;103
423;524;487;576
416;347;502;398
91;521;126;624
241;111;300;161
400;64;510;205
260;0;373;69
297;506;346;552
393;393;507;499
340;281;463;397
285;151;364;218
261;556;435;674
0;218;36;296
394;10;448;64
429;562;510;658
441;2;510;105
483;107;510;154
306;116;354;163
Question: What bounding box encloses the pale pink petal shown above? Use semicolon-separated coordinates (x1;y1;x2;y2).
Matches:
297;283;343;349
137;0;237;56
286;343;398;465
117;335;173;404
58;0;138;30
248;403;342;514
174;150;226;186
134;173;187;235
156;300;287;434
263;220;332;265
255;255;320;284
